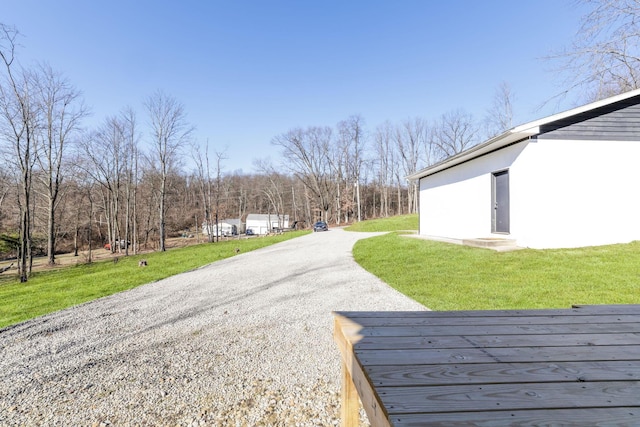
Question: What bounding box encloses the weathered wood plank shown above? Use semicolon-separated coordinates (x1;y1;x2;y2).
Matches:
335;305;640;319
348;351;391;427
344;313;640;327
391;407;640;427
365;360;640;387
356;345;640;366
340;360;359;427
353;332;640;350
334;308;585;318
378;381;640;414
341;322;640;337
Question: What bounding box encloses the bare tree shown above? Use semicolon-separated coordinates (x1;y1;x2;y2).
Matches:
64;167;95;260
430;109;479;160
192;141;215;242
120;107;139;255
0;24;38;282
553;0;640;100
189;147;225;242
337;115;366;222
373;121;396;217
0;165;9;228
484;81;515;139
213;150;227;242
137;165;160;249
80;117;126;255
272;126;335;222
224;171;249;227
394;117;427;213
254;158;287;230
145;90;193;251
34;63;87;265
328;136;347;224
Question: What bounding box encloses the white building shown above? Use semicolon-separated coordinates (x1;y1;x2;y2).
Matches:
245;214;289;235
202;220;238;237
407;89;640;249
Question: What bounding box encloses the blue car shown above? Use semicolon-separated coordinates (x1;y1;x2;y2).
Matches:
313;221;328;232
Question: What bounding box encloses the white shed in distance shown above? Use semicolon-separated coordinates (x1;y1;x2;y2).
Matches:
245;214;289;235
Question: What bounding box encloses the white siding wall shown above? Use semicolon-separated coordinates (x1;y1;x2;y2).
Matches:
419;138;640;249
419;141;527;240
246;217;290;235
514;139;640;248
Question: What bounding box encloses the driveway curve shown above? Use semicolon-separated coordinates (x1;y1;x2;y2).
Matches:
0;228;426;426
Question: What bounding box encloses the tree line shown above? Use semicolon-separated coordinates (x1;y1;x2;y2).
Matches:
269;107;507;225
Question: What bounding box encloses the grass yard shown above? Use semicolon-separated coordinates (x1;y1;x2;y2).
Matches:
0;231;308;328
353;232;640;310
345;214;418;232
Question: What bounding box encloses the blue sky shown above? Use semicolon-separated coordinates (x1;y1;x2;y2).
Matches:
3;1;588;173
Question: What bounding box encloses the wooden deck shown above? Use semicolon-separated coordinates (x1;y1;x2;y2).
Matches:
333;305;640;426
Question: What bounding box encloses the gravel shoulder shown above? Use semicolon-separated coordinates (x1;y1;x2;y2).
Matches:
0;228;426;426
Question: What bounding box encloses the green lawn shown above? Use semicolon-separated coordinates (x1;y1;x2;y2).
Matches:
345;214;418;232
0;232;308;328
353;232;640;310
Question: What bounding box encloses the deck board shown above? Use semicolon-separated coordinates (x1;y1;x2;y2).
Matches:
379;381;640;414
391;408;640;427
339;322;640;337
365;360;640;386
357;344;640;365
346;313;640;327
353;332;640;349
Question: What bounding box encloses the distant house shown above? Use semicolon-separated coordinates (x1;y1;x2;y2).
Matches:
225;218;245;234
202;219;240;237
407;89;640;249
246;214;289;235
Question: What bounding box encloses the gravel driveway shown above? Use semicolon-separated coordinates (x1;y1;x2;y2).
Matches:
0;228;426;426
